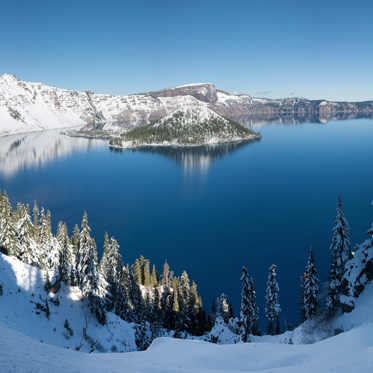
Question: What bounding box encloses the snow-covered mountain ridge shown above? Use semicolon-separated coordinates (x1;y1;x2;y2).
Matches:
2;73;373;137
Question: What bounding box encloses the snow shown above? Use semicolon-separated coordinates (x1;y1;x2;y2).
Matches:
2;252;373;371
0;253;136;353
1;306;373;372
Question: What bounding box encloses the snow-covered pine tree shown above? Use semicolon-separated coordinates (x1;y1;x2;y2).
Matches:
75;211;107;324
216;293;230;324
265;264;281;335
326;196;351;315
303;247;319;319
99;232;109;274
57;222;73;285
16;203;38;266
100;234;121;312
250;278;259;336
128;267;145;324
115;263;131;319
240;267;252;341
180;270;191;330
0;191;17;256
32;200;40;243
43;211;60;279
69;223;80;285
150;287;163;340
135;320;150;351
172;276;183;337
187;280;202;335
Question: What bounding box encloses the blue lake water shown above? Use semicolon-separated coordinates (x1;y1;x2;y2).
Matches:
1;118;373;329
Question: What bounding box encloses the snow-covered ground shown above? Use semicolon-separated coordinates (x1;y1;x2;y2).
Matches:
0;254;137;354
1;251;373;372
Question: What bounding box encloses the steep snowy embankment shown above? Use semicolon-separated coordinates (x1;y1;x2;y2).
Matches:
0;253;136;353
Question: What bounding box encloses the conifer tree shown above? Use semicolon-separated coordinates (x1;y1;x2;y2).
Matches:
249;278;259;336
188;280;202;335
0;191;17;256
150;286;163;340
16;203;37;265
32;200;39;241
161;260;170;287
303;247;319;319
115;263;131;318
143;259;150;288
75;211;107;324
265;264;281;335
150;264;157;288
129;267;145;324
326;197;351;315
134;259;142;286
172;277;183;337
57;222;73;285
240;267;253;341
216;293;230;324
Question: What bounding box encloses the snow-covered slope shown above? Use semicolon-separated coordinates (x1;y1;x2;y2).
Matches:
2;73;373;137
2;251;373;371
0;253;136;353
1;303;373;373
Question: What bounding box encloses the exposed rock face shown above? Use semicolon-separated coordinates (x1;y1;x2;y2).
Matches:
1;73;373;136
340;231;373;313
152;83;219;104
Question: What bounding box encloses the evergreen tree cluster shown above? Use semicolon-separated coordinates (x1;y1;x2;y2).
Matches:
0;191;368;347
0;191;208;349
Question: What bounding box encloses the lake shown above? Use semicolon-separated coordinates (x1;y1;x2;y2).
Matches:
1;117;373;330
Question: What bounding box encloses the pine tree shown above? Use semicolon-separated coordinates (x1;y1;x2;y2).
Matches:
240;267;253;341
57;222;73;285
75;211;107;324
172;276;183;337
161;260;170;287
326;196;351;315
32;200;40;242
16;203;38;265
143;259;150;288
134;259;142;286
150;287;163;340
179;271;191;331
150;264;157;288
188;280;202;335
0;191;17;256
303;247;319;319
115;263;130;318
216;293;230;324
129;267;145;324
265;264;281;335
249;278;259;336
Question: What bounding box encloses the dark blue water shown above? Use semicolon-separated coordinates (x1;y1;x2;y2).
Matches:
1;119;373;330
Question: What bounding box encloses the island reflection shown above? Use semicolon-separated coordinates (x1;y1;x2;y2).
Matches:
110;139;260;173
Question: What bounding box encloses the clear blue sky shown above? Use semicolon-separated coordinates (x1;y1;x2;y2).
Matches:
2;0;373;101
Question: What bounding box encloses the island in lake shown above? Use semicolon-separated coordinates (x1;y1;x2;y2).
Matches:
70;106;261;149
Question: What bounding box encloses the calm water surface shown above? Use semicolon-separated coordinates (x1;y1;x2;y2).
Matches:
1;119;373;329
